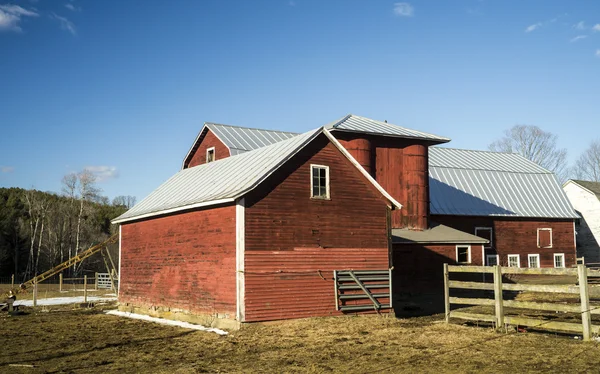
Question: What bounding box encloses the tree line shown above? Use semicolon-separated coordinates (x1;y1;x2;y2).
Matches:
489;125;600;183
0;170;135;280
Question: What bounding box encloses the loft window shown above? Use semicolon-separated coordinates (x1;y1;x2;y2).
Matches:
475;227;493;249
554;253;565;268
456;245;471;264
528;254;540;268
537;228;552;248
310;164;330;199
486;254;499;266
508;254;520;268
206;147;215;163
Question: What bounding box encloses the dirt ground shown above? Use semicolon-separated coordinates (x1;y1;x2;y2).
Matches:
2;302;600;373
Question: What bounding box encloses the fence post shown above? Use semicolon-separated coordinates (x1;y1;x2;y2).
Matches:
11;274;14;289
33;281;38;307
84;275;88;303
443;263;450;323
493;265;504;330
95;272;99;291
578;264;591;341
59;273;63;292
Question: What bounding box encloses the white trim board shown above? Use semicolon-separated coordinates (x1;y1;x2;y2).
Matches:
235;198;245;322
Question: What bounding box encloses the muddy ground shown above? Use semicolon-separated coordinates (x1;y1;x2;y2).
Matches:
1;302;600;373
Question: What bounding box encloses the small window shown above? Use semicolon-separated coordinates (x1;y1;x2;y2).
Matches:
508;254;520;268
554;253;565;268
475;227;493;249
206;147;215;163
537;228;552;248
456;245;471;264
528;254;540;268
486;254;499;266
310;165;330;199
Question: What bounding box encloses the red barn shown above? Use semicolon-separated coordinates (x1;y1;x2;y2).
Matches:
113;115;577;326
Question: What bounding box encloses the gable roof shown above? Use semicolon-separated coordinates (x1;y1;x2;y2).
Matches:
392;222;489;244
325;114;450;144
182;122;299;168
565;180;600;199
429;147;579;219
114;128;402;224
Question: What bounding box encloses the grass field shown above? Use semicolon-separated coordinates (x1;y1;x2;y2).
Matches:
2;302;600;373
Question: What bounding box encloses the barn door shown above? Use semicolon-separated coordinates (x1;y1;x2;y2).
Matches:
334;270;392;312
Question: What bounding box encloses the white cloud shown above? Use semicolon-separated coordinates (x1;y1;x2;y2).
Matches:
0;4;38;32
574;21;585;30
593;24;600;32
393;2;414;17
525;23;542;33
0;166;14;173
64;3;81;12
50;12;76;35
84;166;119;182
570;35;587;43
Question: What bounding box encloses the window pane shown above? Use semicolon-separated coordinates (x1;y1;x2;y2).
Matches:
508;256;519;267
313;167;319;179
457;247;469;263
312;185;319;197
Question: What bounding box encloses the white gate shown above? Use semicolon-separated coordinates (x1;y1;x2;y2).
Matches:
97;273;112;289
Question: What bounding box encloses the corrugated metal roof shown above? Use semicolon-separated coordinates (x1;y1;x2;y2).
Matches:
207;123;299;155
429;147;578;219
392;222;488;244
326;114;450;143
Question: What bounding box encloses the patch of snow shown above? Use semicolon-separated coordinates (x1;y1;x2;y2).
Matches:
14;296;117;307
104;310;228;335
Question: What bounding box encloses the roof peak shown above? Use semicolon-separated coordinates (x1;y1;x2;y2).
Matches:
206;121;300;135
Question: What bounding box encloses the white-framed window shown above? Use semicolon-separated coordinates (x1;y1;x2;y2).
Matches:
537;228;552;248
486;254;499;266
456;245;471;264
310;164;330;199
554;253;565;268
475;227;493;249
528;254;540;268
206;147;215;163
508;254;520;268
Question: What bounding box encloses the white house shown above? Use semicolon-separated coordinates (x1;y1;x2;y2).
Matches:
563;180;600;263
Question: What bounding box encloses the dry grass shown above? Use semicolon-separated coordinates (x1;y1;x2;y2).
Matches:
2;303;600;373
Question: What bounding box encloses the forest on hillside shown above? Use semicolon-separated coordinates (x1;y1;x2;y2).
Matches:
0;170;135;280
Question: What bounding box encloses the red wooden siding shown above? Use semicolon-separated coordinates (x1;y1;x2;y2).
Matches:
185;128;230;168
119;205;237;317
244;135;391;321
432;215;576;267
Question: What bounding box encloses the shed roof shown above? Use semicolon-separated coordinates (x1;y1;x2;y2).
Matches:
429;147;579;219
392;222;489;244
114;128;402;224
565;180;600;199
326;114;450;144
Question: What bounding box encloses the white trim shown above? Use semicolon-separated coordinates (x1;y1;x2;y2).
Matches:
554;253;565;268
537;228;553;248
475;227;493;249
481;245;485;266
118;225;122;295
507;254;520;268
486;254;499;266
323;128;402;210
112;198;235;224
206;147;216;163
528;254;540;268
456;245;471;264
235;198;245;322
310;164;330;199
181;124;231;169
573;221;577;249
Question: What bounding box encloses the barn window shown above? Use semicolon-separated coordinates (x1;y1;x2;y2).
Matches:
554;253;565;268
206;147;215;163
456;245;471;264
508;254;520;268
528;254;540;268
475;227;493;249
537;228;552;248
310;164;330;199
486;254;499;266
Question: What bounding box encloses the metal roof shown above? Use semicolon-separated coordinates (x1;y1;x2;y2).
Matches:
326;114;450;143
392;222;488;244
429;147;579;219
114;128;401;224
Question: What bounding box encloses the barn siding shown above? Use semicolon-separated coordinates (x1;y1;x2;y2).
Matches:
119;205;237;317
244;135;391;321
432;215;576;267
186;128;230;168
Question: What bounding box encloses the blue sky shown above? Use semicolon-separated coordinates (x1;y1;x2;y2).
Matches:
1;0;599;201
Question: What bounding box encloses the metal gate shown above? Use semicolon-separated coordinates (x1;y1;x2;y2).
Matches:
96;273;112;289
334;270;392;312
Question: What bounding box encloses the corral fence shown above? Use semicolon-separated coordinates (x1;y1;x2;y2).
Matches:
443;263;600;341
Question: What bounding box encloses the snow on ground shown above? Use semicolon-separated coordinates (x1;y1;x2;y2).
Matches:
105;310;228;335
14;295;117;307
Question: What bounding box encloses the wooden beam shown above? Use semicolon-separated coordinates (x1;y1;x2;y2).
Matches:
449;311;495;322
444;263;450;323
448;280;494;290
448;265;493;274
579;264;592;341
494;265;504;329
449;297;494;306
501;283;580;294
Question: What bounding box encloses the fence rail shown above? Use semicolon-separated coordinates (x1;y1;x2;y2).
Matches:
444;263;598;341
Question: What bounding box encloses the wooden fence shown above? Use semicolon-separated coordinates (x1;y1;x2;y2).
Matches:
443;264;600;341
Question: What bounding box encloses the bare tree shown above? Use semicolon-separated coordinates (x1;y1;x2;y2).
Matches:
489;125;568;182
112;195;137;208
75;170;100;258
574;140;600;182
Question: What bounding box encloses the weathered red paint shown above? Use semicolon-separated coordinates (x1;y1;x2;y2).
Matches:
185;128;230;168
119;205;237;317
